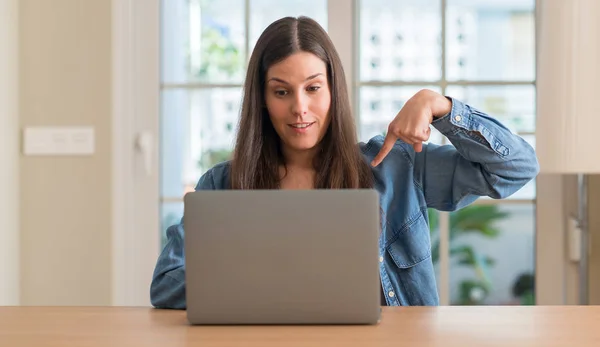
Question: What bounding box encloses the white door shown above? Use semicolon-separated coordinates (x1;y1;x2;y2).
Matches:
114;0;566;306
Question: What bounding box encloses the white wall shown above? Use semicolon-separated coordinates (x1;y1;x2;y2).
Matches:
0;0;20;306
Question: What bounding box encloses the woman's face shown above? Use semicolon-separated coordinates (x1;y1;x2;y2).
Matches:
264;51;331;156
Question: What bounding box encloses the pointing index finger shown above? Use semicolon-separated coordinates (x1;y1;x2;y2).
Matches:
371;132;397;167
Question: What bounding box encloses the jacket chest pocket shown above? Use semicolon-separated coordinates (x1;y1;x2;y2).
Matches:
385;211;432;269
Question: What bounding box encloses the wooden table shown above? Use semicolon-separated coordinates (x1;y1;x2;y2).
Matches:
1;306;600;346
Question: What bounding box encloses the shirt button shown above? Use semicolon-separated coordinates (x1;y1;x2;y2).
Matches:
388;291;395;298
379;256;383;263
454;115;462;122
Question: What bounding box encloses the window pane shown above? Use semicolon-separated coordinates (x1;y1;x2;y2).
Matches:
190;88;239;176
358;86;443;144
449;204;535;305
160;202;184;249
160;89;190;198
249;0;327;52
446;0;535;81
160;88;239;197
161;0;246;84
446;85;536;133
359;0;442;82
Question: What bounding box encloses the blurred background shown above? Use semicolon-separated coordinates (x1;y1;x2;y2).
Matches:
1;0;598;308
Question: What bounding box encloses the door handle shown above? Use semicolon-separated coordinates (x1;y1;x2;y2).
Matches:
135;131;153;176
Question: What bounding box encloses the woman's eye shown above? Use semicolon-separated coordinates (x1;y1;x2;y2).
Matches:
275;90;288;97
307;86;321;92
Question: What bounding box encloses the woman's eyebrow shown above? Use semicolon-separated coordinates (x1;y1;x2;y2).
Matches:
267;73;324;84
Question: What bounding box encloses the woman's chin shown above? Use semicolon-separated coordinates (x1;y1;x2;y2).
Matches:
283;138;320;152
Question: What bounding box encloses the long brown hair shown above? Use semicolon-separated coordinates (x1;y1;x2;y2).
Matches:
230;16;373;190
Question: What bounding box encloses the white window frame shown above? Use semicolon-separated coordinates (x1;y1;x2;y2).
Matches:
111;0;160;306
112;0;566;306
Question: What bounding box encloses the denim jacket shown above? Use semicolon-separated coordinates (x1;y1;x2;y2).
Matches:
150;98;539;308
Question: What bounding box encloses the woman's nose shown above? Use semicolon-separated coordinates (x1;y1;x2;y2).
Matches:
291;93;308;116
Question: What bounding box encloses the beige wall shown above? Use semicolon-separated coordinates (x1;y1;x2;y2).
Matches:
19;0;112;305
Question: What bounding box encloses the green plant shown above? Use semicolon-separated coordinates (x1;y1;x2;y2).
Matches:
185;0;245;81
428;205;510;305
196;28;244;80
512;272;535;305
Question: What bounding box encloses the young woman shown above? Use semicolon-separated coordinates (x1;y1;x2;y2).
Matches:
150;16;539;309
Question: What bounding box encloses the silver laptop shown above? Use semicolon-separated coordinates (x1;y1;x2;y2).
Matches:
183;189;382;325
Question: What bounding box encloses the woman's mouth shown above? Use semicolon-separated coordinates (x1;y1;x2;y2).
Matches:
288;122;315;133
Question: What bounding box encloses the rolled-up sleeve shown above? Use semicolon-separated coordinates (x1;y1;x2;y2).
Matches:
414;97;539;211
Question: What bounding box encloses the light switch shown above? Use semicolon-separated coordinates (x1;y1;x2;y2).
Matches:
23;127;95;156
